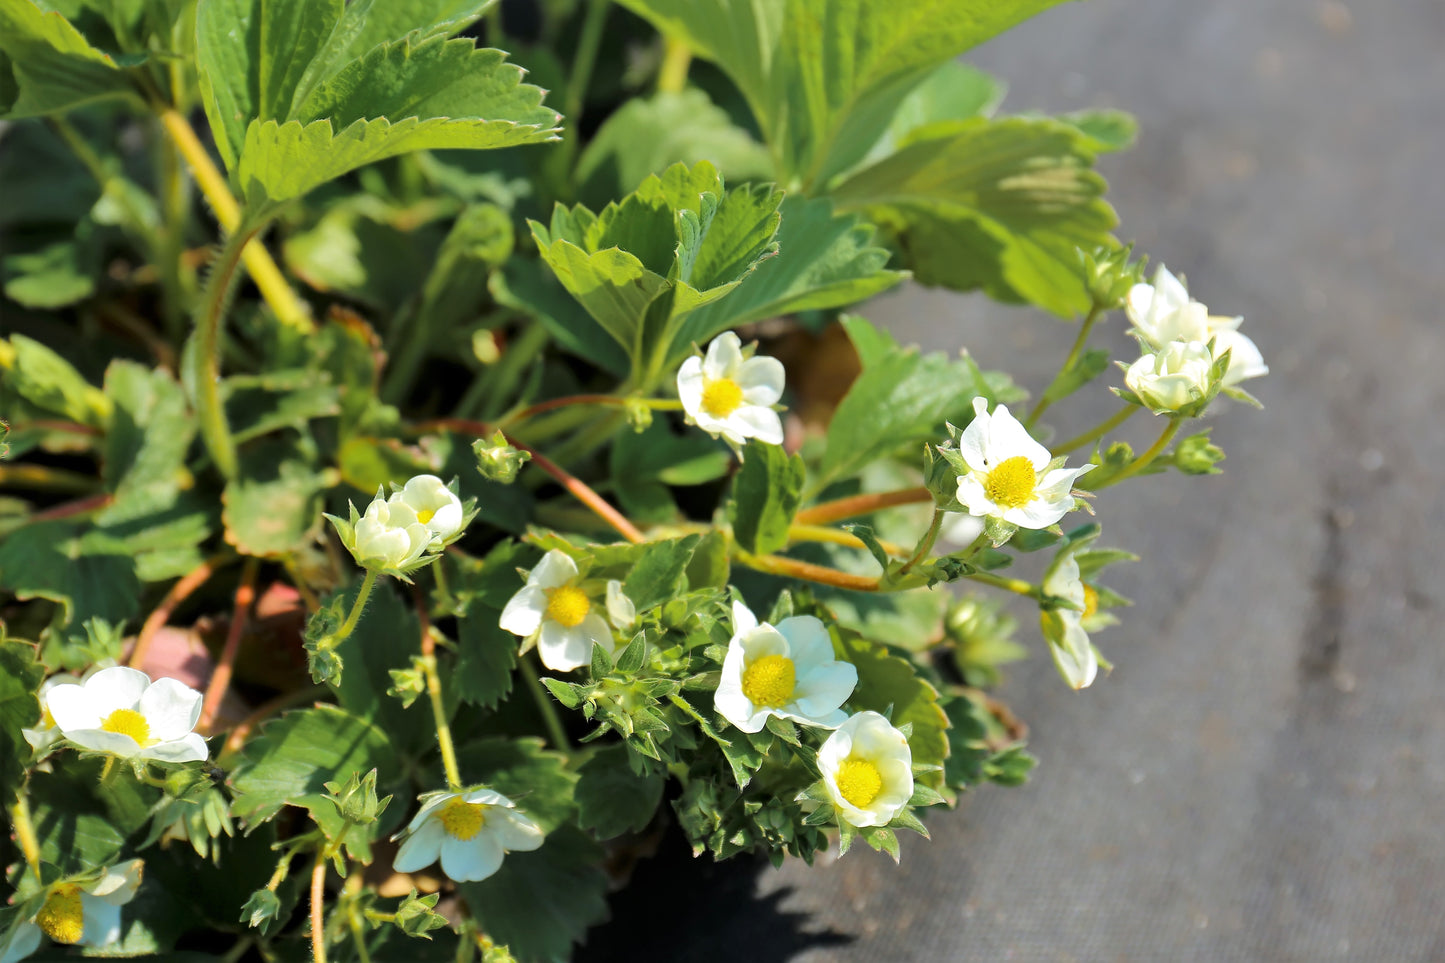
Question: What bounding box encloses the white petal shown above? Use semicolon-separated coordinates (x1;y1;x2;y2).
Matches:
714;641;753;729
1213;329;1268;385
79;895;121;947
89;859;143;904
0;921;41;963
462;788;511;807
731;601;758;636
956;397;992;472
727;406;784;445
792;661;857;717
578;612;616;657
529;550;578;590
1048;614;1098;689
774;615;832;665
42;682;103;732
499;586;548;637
776;705;848;730
404;793;456;834
139;733;209;763
62;728;143;757
84;666;151;712
1003;496;1072;530
138;678;202;740
440;834;505;883
984;403;1052;469
393;818;446;873
736;355;785;405
739;625;788;661
427;501;464;540
954;475;996;518
538;622;592;671
677;357;705;417
605;581;635;629
492;809;545;852
702;332;743;380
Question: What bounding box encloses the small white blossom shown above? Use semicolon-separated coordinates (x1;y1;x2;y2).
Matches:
1126;265;1267;387
954;398;1092;529
388;474;464;545
392;788;543;883
499;551;622;671
677;332;785;448
818;711;913;828
22;673;81;756
44;667;207;763
714;601;857;733
1124;339;1217;414
1039;541;1100;690
605;579;636;629
353;492;432;569
3;859;143;958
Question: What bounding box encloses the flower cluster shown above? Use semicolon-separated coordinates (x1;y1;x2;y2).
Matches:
326;474;471;579
1123;265;1267;414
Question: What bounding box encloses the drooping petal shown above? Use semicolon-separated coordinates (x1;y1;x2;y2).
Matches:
728;405;784;446
528;550;578;590
440;833;505;883
736;355;785;406
538;621;592;671
702;332;743;380
78;895;121;947
393;818;447;873
139;733;209;764
137;678;202;741
61;728;144;758
1212;329;1268;385
499;586;549;637
491;809;545;852
89;860;143;905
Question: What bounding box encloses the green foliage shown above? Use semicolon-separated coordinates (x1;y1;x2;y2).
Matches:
574;743;665;838
0;637;43;811
0;520;141;627
834;631;949;788
730;441;806;555
0;0;135;118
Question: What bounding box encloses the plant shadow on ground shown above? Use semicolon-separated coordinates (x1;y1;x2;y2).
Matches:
578;823;853;963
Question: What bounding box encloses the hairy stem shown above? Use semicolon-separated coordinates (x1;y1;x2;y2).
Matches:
966;570;1040;599
189;224;257;480
9;796;42;878
1086;416;1182;489
734;550;882;592
1027;304;1104;427
787;524;906;557
131;553;229;669
310;853;328;963
656;36;693;94
1049;404;1137;457
899;509;946;575
794;487;933;526
417;593;464;790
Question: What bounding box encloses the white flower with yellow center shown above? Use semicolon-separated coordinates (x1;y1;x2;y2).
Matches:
818;711;914;828
1039;541;1099;690
954;397;1092;529
21;673;80;756
713;601;857;733
392;788;544;883
4;859;143;959
499;551;626;672
1126;265;1267;387
43;666;207;763
388;474;464;545
1124;339;1217;414
352;491;433;569
677;332;785;447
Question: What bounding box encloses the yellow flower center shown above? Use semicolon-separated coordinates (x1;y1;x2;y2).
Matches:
984;456;1038;509
37;884;84;944
700;377;744;418
835;757;883;809
415;508;435;525
545;586;591;628
438;797;487;841
101;708;153;746
741;654;796;708
41;701;55;729
1082;583;1099;619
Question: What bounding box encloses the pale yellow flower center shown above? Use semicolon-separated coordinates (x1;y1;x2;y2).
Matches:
1082;584;1099;620
984;456;1037;509
835;757;884;809
741;654;795;708
701;377;744;418
439;797;488;841
40;701;55;729
416;508;435;525
101;708;153;746
545;586;591;628
37;884;84;944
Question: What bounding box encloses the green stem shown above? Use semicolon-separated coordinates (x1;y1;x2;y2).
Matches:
9;797;42;878
899;509;946;575
1049;403;1137;457
520;655;571;752
190;222;260;480
554;0;610;180
455;322;550;421
1027;303;1104;427
336;571;379;642
421;650;464;790
656;36;693;94
1087;416;1182;489
965;570;1040;599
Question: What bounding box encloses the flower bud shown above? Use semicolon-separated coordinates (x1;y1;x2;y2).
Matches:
1123;340;1218;415
473;431;530;484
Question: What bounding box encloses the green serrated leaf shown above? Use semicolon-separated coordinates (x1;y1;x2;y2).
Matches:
0;520;140;627
0;637;43;811
328;580;434;754
573;743;664;839
621;535;701;611
98;361;194;524
835;632;949;788
27;756;158;875
456;615;519;710
0;0;134;119
2;334;110;427
221;438;328;557
730;442;805;555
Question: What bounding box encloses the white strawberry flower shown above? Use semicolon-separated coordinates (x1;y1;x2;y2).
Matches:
499;551;623;671
954;398;1093;529
818;711;914;828
1039;540;1100;690
714;601;857;733
677;332;785;448
353;493;432;569
1126;265;1267;387
3;859;144;958
22;672;81;756
388;474;465;545
43;666;207;763
1124;339;1217;414
392;788;544;883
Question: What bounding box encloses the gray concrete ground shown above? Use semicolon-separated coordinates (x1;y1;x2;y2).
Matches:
748;0;1445;960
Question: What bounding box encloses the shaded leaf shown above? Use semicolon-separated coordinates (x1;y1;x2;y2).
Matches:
730;442;805;556
0;637;43;812
574;743;664;839
0;0;133;119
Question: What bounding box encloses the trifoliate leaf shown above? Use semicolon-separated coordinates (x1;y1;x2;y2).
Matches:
574;744;665;839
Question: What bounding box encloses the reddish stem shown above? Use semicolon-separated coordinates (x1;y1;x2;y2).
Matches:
129;553;227;669
737;552;881;592
26;492;113;523
793;487;932;526
199;558;259;733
